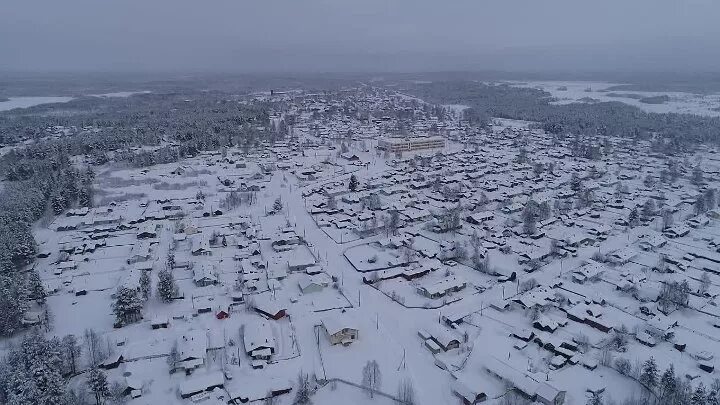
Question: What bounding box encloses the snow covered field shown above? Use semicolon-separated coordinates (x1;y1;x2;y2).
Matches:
510;80;720;117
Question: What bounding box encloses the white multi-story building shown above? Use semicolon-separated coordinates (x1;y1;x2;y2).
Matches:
377;136;445;152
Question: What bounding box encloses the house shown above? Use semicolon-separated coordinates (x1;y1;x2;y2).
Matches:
176;330;208;374
340;152;360;161
566;304;613;333
56;260;77;273
178;371;225;399
193;264;218;287
511;328;535;342
572;261;606;284
416;276;467;299
136;224;157;239
609;247;638;264
636;331;657;347
688;215;710;228
699;361;715;373
127;243;152;264
427;327;461;352
298;275;326;294
451;378;487;404
533;315;560;333
321;315;359;346
191;237;212;256
99;353;124;370
122;376;143;398
484;356;566;405
227;377;293;404
501;203;524;214
639;233;667;251
288;256;316;272
466;212;494;225
194;296;215;314
253;295;287;320
151;316;169;329
243;320;276;359
664;225;690;239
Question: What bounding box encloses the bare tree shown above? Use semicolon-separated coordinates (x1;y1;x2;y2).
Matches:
699;272;711;295
397;377;415;405
84;328;105;367
362;360;382;398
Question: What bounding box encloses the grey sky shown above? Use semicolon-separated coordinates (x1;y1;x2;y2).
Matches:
1;0;719;73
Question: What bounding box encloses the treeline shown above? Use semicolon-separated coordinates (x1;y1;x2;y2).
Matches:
0;145;93;336
406;81;720;147
0;92;271;166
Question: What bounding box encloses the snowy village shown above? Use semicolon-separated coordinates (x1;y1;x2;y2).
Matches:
3;79;720;405
0;59;720;405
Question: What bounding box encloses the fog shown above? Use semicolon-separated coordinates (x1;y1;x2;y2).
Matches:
2;0;720;73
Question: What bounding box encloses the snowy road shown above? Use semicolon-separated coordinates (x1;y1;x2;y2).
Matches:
271;167;458;404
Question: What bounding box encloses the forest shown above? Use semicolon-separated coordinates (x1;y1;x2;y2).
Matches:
404;81;720;149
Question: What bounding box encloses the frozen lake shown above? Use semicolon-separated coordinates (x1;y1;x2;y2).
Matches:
510;80;720;117
0;91;150;112
0;96;75;111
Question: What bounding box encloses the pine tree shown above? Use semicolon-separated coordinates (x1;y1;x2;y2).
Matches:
78;185;93;208
139;270;151;300
0;274;30;336
112;287;143;326
659;364;677;404
642;199;656;219
696;196;707;215
707;380;720;405
87;368;110;405
628;208;640;227
640;357;659;391
693;383;708;405
157;269;177;302
166;252;175;270
708;390;719;405
349;174;359;192
522;199;538;235
692;166;704;186
587;391;603;405
4;331;65;405
27;269;47;304
50;191;66;215
167;341;179;373
273;197;283;213
293;371;311;405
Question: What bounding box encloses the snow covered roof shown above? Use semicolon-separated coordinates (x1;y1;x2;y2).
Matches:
243;320;276;354
178;371;224;397
321;314;358;335
179;330;208;361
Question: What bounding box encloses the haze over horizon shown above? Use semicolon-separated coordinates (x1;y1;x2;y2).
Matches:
1;0;720;74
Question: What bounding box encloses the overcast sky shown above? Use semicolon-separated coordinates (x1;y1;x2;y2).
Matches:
2;0;720;73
